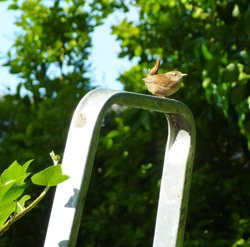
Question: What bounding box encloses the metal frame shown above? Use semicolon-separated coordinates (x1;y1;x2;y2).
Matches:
44;89;196;247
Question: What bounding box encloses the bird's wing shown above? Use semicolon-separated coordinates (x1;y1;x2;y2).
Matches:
143;75;168;86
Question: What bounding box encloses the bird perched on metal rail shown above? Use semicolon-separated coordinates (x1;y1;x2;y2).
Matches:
143;58;187;97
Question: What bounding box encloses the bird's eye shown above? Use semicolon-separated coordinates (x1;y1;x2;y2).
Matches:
174;72;177;76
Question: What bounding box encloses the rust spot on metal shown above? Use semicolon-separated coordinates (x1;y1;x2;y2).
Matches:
75;113;87;128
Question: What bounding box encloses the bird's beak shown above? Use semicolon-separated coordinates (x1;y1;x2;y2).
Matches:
181;73;187;77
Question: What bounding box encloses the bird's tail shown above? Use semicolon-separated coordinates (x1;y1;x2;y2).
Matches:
148;58;161;75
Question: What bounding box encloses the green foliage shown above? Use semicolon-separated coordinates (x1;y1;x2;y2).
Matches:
0;155;69;236
31;164;69;186
79;108;166;246
0;0;97;167
0;0;99;244
0;0;250;246
109;0;250;246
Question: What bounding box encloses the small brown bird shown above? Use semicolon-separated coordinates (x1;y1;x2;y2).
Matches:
143;58;187;97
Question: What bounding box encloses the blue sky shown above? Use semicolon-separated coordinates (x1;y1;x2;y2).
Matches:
0;2;17;94
0;2;138;95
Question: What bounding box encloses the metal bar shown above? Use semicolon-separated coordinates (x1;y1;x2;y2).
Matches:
44;89;196;247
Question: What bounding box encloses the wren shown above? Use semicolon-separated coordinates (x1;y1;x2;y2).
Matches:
143;58;187;97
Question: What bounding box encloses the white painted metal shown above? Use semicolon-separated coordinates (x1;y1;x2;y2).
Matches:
44;89;196;247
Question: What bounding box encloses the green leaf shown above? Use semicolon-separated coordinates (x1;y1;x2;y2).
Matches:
0;195;30;228
16;195;31;213
232;4;240;17
0;163;28;203
0;160;33;184
0;201;16;227
0;183;26;204
201;42;213;60
0;182;14;202
31;164;69;187
8;3;19;10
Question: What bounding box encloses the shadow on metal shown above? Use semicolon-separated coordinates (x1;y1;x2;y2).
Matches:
44;89;196;247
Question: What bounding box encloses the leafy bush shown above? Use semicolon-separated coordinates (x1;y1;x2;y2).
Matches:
0;152;69;237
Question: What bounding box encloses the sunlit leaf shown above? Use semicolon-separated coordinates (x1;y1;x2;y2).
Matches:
0;183;26;204
16;195;31;213
0;201;16;227
201;43;213;60
0;160;33;184
31;164;69;187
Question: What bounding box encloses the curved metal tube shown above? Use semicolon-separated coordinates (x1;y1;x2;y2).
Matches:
44;89;196;247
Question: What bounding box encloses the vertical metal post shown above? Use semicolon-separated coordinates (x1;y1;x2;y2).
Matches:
44;89;196;247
